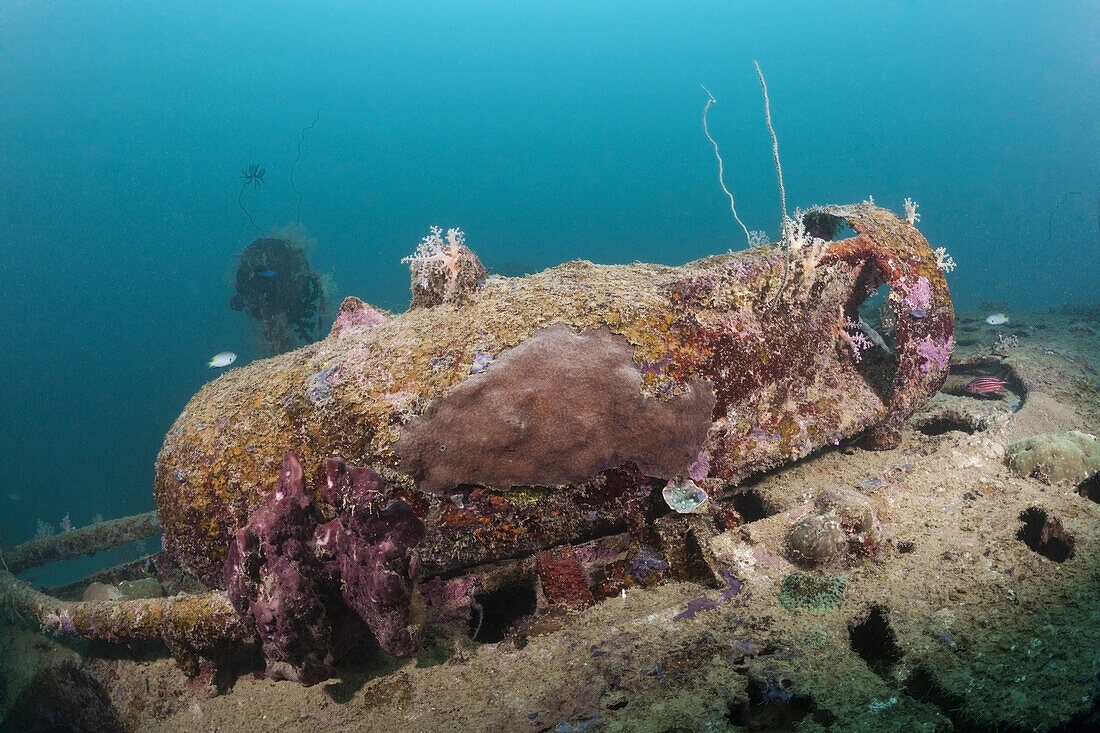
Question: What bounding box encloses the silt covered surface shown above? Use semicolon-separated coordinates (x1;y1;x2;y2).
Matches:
6;314;1100;731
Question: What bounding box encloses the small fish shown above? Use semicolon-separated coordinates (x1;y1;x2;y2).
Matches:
858;317;894;355
257;269;276;278
985;313;1009;325
964;376;1007;396
209;351;237;368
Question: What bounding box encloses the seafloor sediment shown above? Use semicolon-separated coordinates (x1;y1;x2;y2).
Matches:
2;308;1099;732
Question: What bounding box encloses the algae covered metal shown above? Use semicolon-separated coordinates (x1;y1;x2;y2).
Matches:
155;202;952;584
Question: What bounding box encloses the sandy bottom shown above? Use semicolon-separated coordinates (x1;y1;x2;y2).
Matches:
3;308;1100;732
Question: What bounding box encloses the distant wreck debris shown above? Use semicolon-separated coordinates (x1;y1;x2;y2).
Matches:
229;233;326;355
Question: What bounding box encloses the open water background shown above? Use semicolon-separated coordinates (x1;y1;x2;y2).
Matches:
0;2;1096;573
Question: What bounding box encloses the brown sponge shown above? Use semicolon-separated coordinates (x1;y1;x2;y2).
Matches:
394;323;716;491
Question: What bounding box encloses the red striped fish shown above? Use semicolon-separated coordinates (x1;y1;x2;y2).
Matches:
964;376;1007;396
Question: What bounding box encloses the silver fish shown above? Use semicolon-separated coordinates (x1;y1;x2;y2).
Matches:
209;351;237;368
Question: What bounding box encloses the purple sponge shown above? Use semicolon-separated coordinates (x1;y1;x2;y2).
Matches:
225;453;426;683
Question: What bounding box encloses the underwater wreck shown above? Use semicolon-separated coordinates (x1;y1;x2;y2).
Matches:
0;202;956;687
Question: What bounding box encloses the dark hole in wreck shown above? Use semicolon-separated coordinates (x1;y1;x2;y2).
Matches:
470;581;538;643
847;604;904;678
849;268;899;404
1016;507;1075;562
1079;472;1100;504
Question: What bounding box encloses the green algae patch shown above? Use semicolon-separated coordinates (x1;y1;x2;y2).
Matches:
803;628;830;649
779;571;849;613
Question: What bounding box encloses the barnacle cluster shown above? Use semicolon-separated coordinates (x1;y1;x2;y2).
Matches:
786;511;846;565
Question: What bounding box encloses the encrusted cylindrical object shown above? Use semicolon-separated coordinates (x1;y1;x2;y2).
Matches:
156;204;953;585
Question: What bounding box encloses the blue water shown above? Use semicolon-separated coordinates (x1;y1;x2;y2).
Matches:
0;2;1097;554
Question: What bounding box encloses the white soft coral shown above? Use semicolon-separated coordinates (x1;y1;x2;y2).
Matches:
402;226;466;289
402;226;485;308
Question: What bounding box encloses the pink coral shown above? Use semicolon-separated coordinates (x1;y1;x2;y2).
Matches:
841;318;874;362
915;335;953;373
900;276;934;317
688;450;710;482
330;296;388;337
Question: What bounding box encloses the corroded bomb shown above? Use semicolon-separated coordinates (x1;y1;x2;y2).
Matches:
155;204;953;586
